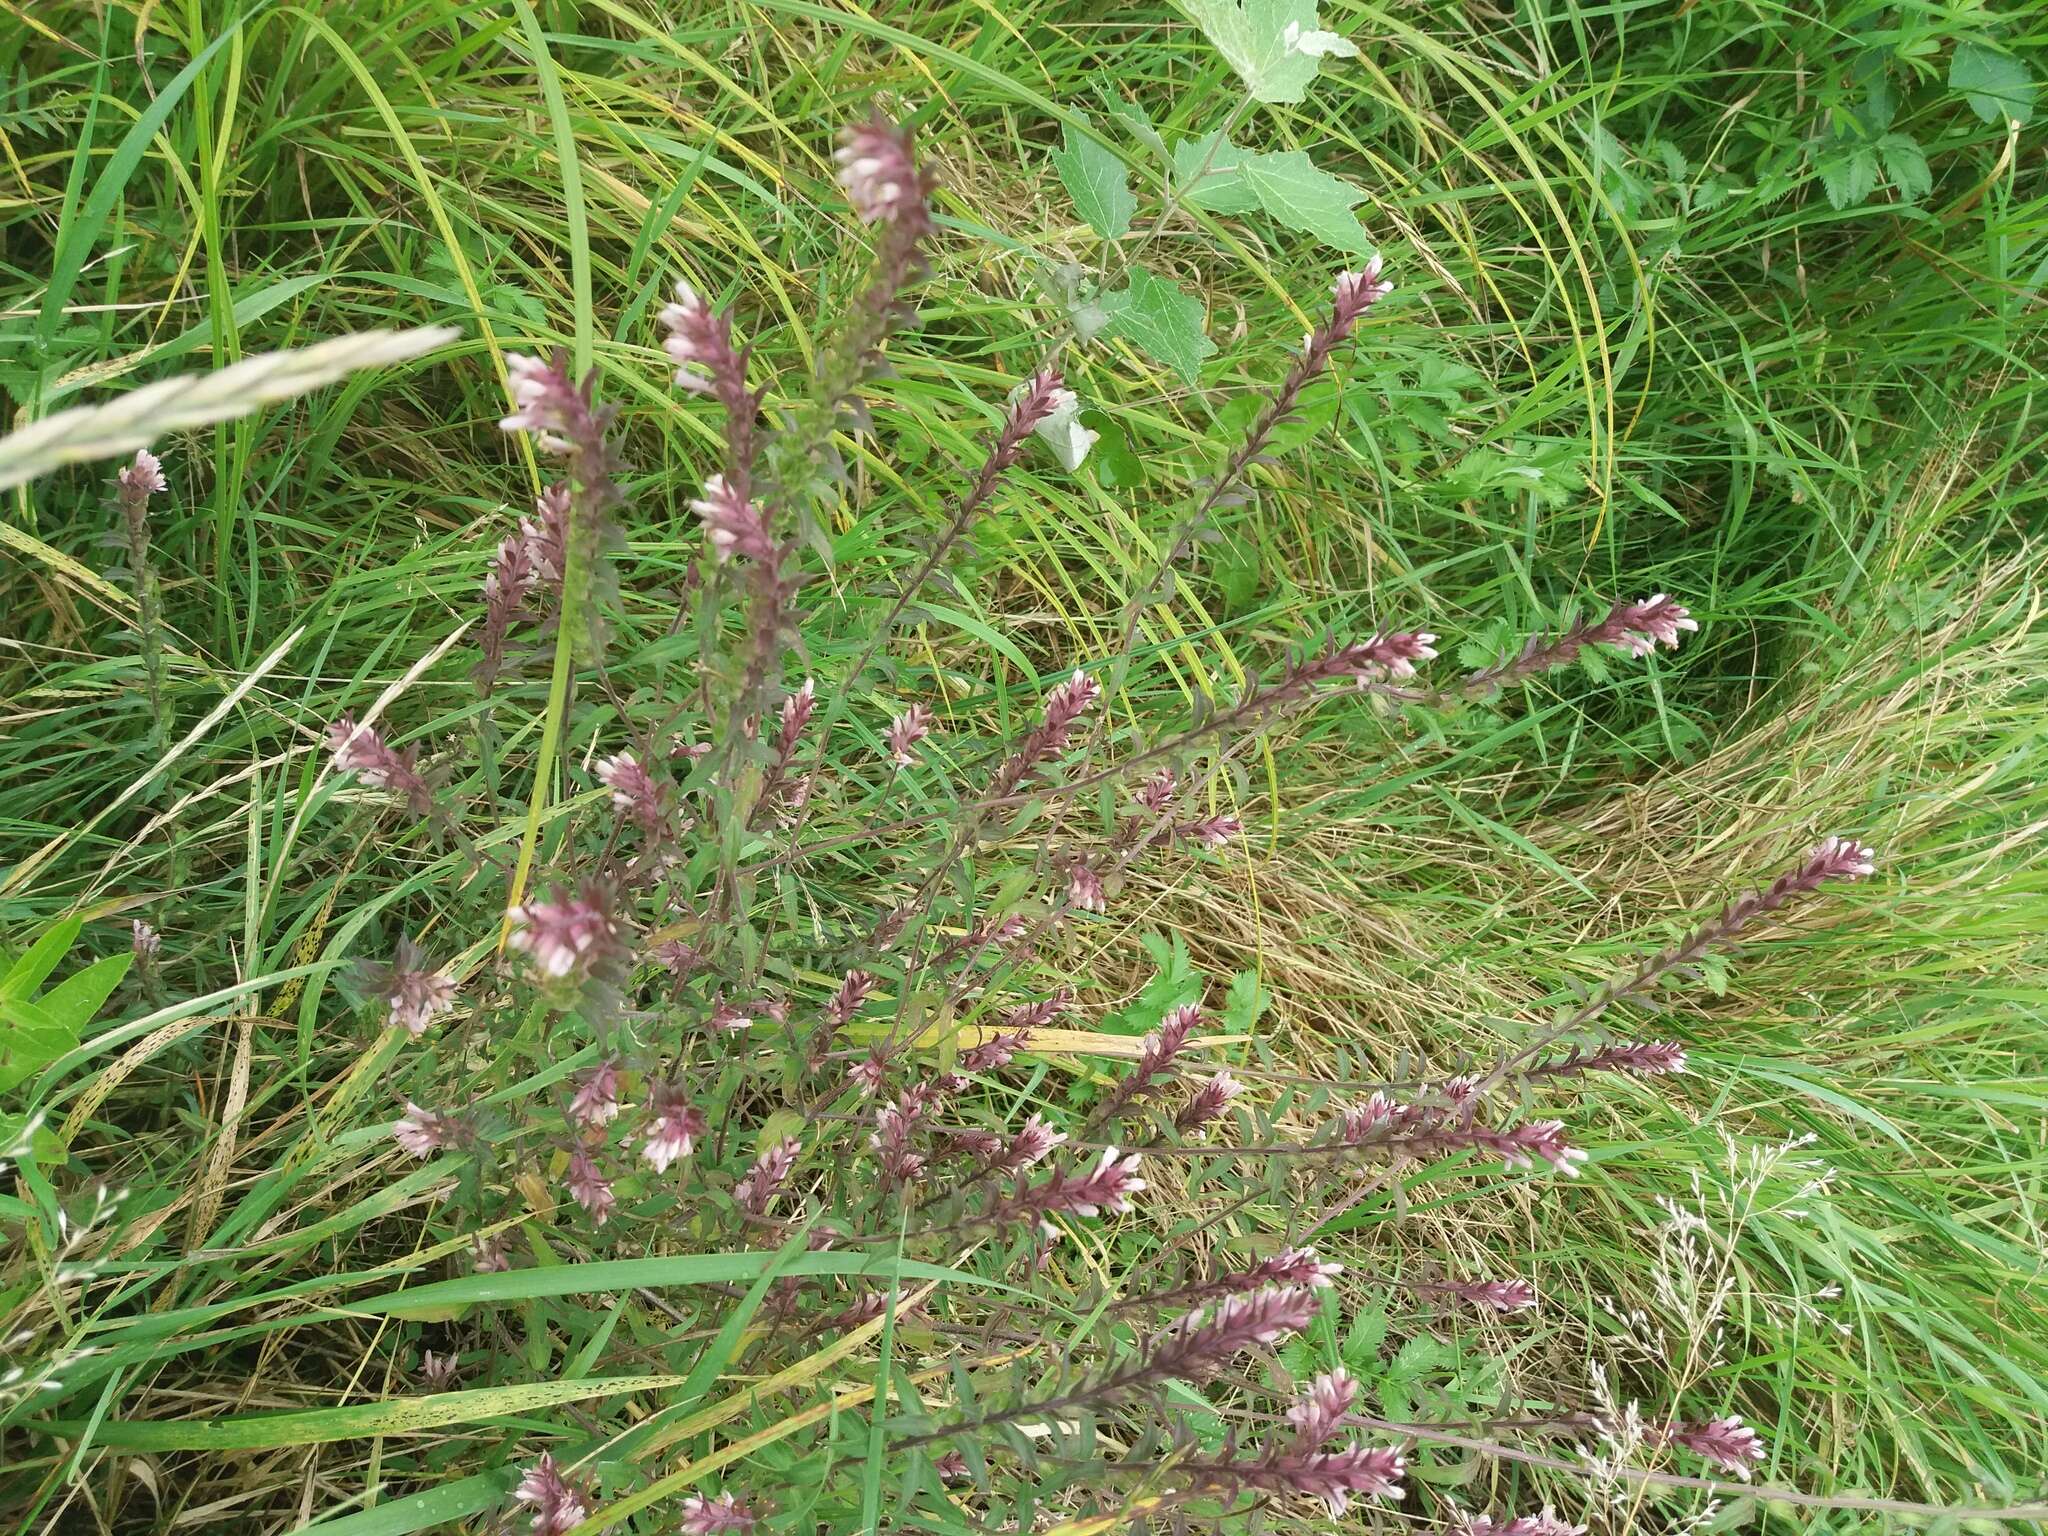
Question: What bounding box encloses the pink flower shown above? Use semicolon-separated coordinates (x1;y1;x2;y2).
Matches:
1414;1117;1589;1177
640;1084;707;1174
959;1029;1029;1073
499;352;599;458
777;679;815;755
826;969;876;1026
997;1112;1068;1173
1443;1276;1539;1313
392;1101;465;1158
472;1235;510;1272
1286;1368;1359;1446
1067;861;1106;914
1141;1004;1199;1079
1348;629;1439;680
365;936;456;1037
1174;1072;1243;1135
1663;1415;1766;1477
886;703;932;766
326;714;433;814
117;448;168;497
848;1051;890;1096
1602;594;1699;657
564;1149;616;1225
735;1136;801;1216
595;750;669;836
1331;259;1394;334
1006;1146;1143;1224
705;997;754;1034
1042;668;1101;739
508;883;622;982
932;1450;970;1483
1174;814;1241;849
659;277;745;402
1136;767;1177;813
678;1491;758;1535
1808;834;1877;881
1257;1444;1406;1516
1156;1285;1320;1371
569;1059;622;1129
835;113;930;228
1264;1246;1345;1289
1457;1509;1586;1536
870;1098;927;1186
652;939;707;980
131;920;161;962
691;474;773;563
521;483;572;585
512;1452;590;1534
419;1350;459;1389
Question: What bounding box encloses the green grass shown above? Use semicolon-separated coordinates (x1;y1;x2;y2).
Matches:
2;0;2045;1530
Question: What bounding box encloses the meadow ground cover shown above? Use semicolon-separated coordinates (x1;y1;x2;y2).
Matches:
1;2;2045;1533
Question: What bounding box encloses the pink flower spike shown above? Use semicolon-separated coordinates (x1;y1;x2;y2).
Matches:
564;1149;616;1226
370;935;456;1037
513;1452;591;1535
678;1491;759;1535
1174;1071;1243;1135
1264;1246;1345;1289
778;678;816;757
998;1112;1068;1172
1067;861;1106;914
640;1084;708;1174
500;352;592;457
569;1059;623;1130
735;1136;802;1217
117;448;168;497
131;920;161;961
691;474;774;564
1042;668;1101;735
1605;594;1699;657
1664;1415;1766;1477
885;703;933;766
1808;835;1877;881
472;1235;510;1272
393;1101;465;1158
595;750;669;837
932;1449;970;1483
419;1350;459;1390
826;969;877;1027
658;276;747;406
326;714;433;815
1447;1277;1539;1313
848;1051;890;1096
1331;259;1394;335
1458;1509;1587;1536
835;113;931;228
1286;1367;1360;1447
1136;767;1177;813
507;883;623;983
1174;814;1241;849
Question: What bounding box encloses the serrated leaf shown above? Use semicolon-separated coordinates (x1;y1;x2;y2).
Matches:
1877;133;1932;201
1172;132;1259;212
1241;150;1373;253
1341;1305;1389;1369
1949;42;2035;125
1818;145;1878;209
1099;268;1216;383
1050;120;1136;240
1220;968;1270;1033
1100;93;1168;161
1182;0;1358;104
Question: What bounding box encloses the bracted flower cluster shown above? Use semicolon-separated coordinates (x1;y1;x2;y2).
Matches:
870;1098;927;1187
1066;860;1106;914
326;714;433;815
1432;1275;1539;1313
564;1149;615;1226
1463;593;1699;692
885;703;932;767
595;750;669;838
640;1082;708;1174
660;277;750;410
677;1491;759;1535
419;1350;459;1390
1171;814;1242;849
995;1112;1067;1173
983;1146;1144;1235
1140;1285;1320;1381
1457;1508;1586;1536
1407;1117;1589;1177
991;668;1100;798
1175;1366;1402;1515
512;1453;592;1535
1659;1414;1767;1476
1330;259;1395;337
1119;1245;1341;1316
363;935;456;1037
1528;1039;1688;1081
826;968;875;1027
500;352;609;461
1345;628;1440;680
735;1136;802;1217
1173;1071;1242;1135
507;882;624;983
568;1059;622;1130
477;522;543;689
392;1101;469;1159
692;474;773;565
834;113;933;232
116;447;168;500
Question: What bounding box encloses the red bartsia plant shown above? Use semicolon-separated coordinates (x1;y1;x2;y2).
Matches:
173;103;1891;1536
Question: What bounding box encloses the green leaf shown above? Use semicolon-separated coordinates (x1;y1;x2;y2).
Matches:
1877;133;1933;201
1819;145;1878;209
1050;120;1136;240
1099;93;1168;162
1099;268;1216;383
1241;150;1373;253
0;949;126;1095
1949;42;2035;125
0;917;82;1001
1180;0;1358;105
1172;132;1259;213
1220;969;1270;1033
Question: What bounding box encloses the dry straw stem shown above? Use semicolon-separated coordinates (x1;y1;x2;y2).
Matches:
0;325;459;491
